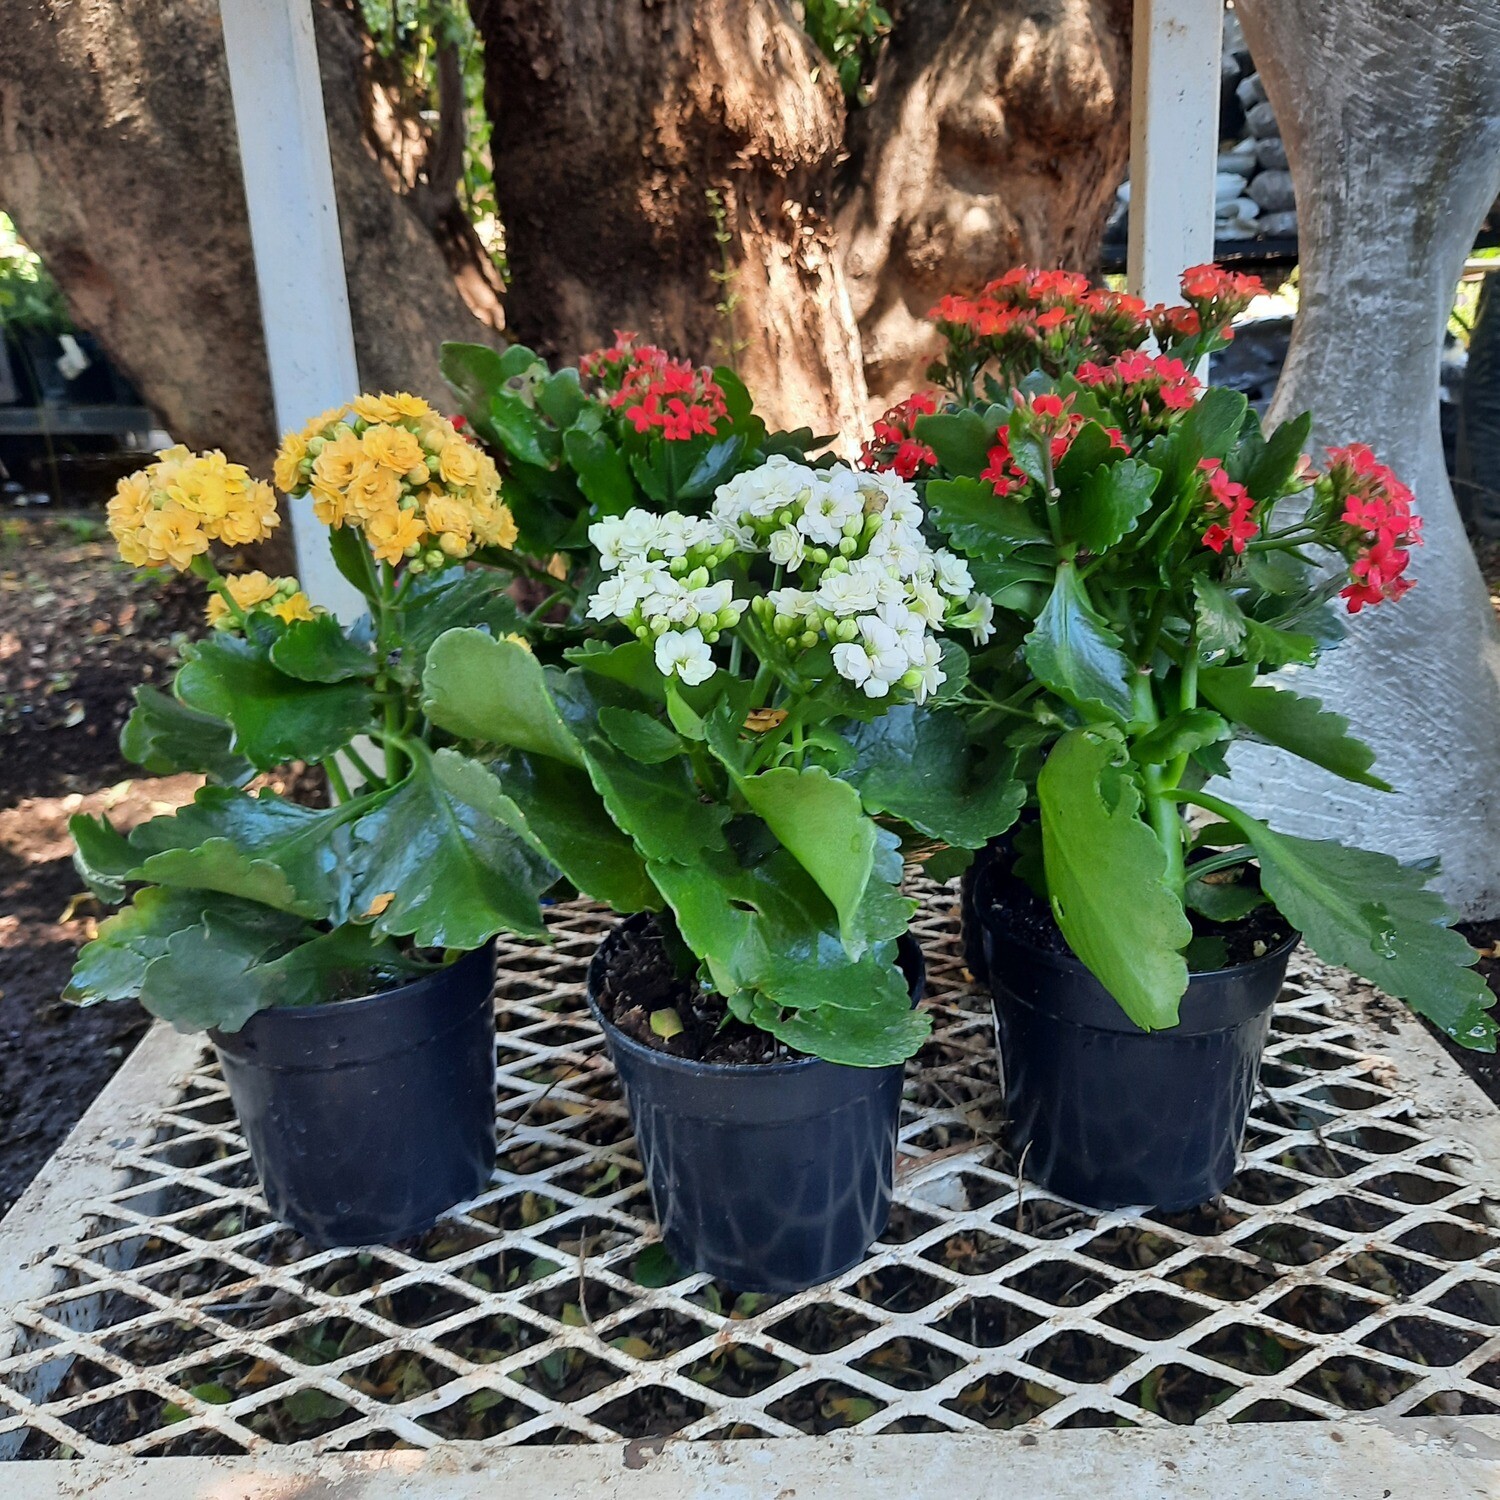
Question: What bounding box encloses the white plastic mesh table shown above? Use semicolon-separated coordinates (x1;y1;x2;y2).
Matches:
3;884;1500;1496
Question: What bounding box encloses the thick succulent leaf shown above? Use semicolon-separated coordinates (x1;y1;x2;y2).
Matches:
926;476;1052;561
393;571;523;682
1024;562;1134;722
1197;664;1390;791
1191;576;1248;655
844;705;1025;849
176;628;376;769
1058;459;1158;553
1131;709;1230;766
1245;410;1313;500
1038;730;1192;1029
550;673;729;862
562;427;636;517
1184;869;1266;923
912;407;1000;477
422;628;585;766
597;705;685;764
747;984;929;1068
347;748;553;947
492;750;658;912
564;639;666;701
71;814;140;903
119;786;364;920
68;887;244;1005
1203;797;1495;1048
268;614;376;684
732;765;877;958
119;685;252;785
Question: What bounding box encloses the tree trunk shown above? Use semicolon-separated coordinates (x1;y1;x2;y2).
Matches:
838;0;1133;412
1231;0;1500;918
0;2;495;483
469;0;868;437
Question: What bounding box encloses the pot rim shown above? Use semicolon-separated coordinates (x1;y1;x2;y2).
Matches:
585;917;924;1079
972;859;1301;981
209;938;495;1041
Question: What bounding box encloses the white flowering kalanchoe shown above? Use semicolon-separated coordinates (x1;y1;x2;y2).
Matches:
586;461;975;697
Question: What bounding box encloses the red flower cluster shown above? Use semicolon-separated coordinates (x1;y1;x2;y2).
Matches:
861;391;939;479
1198;458;1259;555
1179;263;1264;325
1075;351;1202;425
981;393;1085;497
928;270;1151;381
579;331;727;442
1323;443;1422;612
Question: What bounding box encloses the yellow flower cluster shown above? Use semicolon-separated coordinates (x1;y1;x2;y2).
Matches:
205;570;316;630
275;392;517;569
107;446;280;571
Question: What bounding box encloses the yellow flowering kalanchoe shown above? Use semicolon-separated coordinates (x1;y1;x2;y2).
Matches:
107;446;280;571
275;392;517;570
205;570;316;629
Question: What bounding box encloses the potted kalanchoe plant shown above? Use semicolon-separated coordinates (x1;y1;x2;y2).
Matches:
858;264;1494;1211
417;436;1016;1291
67;399;561;1246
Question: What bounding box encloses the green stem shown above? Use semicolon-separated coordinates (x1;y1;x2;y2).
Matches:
323;756;352;804
1185;847;1253;881
342;741;384;791
1132;670;1186;896
1163;634;1200;791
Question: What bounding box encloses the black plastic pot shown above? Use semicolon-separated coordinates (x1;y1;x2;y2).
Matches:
587;918;925;1293
975;866;1297;1212
210;943;497;1247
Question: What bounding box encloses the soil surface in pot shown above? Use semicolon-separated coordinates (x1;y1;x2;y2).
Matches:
596;919;798;1067
985;865;1294;970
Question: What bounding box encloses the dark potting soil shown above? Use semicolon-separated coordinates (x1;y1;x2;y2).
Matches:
594;918;797;1068
984;864;1293;971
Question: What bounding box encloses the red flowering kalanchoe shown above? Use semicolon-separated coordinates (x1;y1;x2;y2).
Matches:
861;391;939;479
980;392;1086;497
1321;442;1423;612
1075;351;1202;432
580;331;728;442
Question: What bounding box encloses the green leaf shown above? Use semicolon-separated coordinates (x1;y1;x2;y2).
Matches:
1241;618;1318;669
844;705;1024;849
926;476;1051;562
327;523;380;601
1203;798;1495;1047
119;686;252;785
1059;459;1158;553
139;900;309;1033
748;984;928;1068
1184;869;1266;923
1024;562;1134;722
632;1243;683;1288
422;629;585;766
562;427;636;517
487;389;553;467
176;628;375;770
1245;410;1312;500
912;408;999;477
347;748;553;948
68;887;227;1005
441;340;541;418
1131;709;1230;766
71;814;139;903
735;765;878;959
119;786;363;920
268;614;375;684
1052;421;1118;488
564;639;665;701
597;705;684;764
1192;576;1247;655
491;751;657;911
537;367;587;428
395;570;523;681
1196;664;1390;791
550;673;729;863
1038;730;1192;1029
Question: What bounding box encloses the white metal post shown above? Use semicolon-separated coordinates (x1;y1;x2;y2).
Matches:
218;0;364;619
1126;0;1224;306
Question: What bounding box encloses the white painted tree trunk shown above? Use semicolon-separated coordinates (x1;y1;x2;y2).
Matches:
1229;0;1500;919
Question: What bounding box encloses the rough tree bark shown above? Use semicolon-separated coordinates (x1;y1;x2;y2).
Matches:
839;0;1133;411
469;0;869;436
1231;0;1500;918
0;2;496;477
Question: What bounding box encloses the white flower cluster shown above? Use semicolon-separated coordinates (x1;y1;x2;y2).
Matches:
586;510;744;685
724;459;972;702
584;456;992;697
